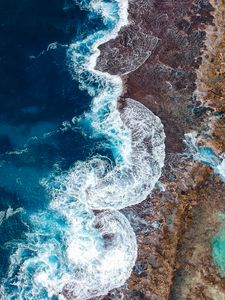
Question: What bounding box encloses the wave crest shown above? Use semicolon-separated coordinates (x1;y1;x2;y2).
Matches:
51;98;165;211
2;210;136;300
62;210;137;300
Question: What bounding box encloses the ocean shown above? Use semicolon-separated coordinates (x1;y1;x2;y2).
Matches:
0;0;165;299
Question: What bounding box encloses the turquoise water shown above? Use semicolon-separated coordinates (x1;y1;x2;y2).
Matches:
212;229;225;277
212;213;225;277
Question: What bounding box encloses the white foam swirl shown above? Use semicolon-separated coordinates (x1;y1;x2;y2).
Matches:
51;99;165;210
62;211;137;300
2;1;165;299
3;209;136;300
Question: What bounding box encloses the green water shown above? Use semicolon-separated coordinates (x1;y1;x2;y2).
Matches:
211;213;225;277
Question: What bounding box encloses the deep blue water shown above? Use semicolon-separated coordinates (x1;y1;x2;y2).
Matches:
0;0;105;281
0;0;165;298
0;1;139;298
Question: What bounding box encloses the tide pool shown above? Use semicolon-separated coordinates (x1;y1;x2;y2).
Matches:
212;213;225;277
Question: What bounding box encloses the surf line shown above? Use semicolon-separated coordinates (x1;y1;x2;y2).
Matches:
2;1;165;299
52;0;166;297
40;0;166;297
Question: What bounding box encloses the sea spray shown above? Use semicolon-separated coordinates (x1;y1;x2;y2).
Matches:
1;1;165;299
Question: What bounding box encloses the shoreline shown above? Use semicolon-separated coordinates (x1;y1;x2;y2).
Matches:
97;0;225;299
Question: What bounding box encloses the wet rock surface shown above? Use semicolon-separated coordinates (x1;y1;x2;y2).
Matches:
97;0;225;299
97;24;158;75
98;0;214;153
169;172;225;300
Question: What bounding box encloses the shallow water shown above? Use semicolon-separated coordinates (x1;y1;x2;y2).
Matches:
211;213;225;278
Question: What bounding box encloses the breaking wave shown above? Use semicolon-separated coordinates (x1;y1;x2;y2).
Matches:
4;209;136;300
51;99;165;211
1;0;165;299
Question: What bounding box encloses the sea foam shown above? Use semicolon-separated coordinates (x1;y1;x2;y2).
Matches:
51;99;165;211
2;1;165;299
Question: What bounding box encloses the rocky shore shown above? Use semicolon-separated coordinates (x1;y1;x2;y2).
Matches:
96;0;225;299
